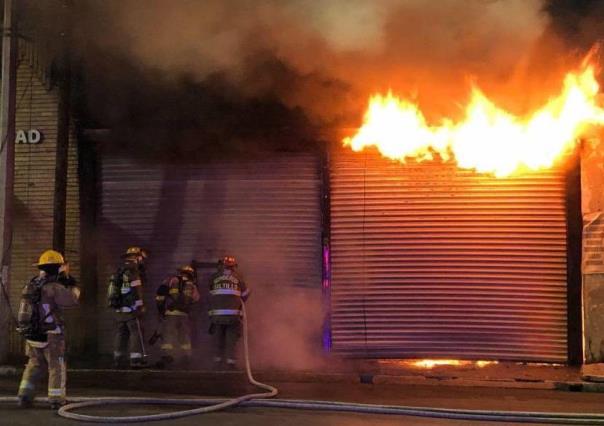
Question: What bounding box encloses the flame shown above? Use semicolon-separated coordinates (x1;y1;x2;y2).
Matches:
344;63;604;177
410;359;497;369
378;359;498;369
411;359;463;368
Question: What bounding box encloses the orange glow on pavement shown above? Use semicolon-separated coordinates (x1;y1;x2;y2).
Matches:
378;359;499;369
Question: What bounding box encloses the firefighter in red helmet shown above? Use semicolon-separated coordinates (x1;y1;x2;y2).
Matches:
208;255;249;369
155;264;200;368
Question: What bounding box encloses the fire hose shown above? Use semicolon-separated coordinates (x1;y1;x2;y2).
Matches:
0;303;604;423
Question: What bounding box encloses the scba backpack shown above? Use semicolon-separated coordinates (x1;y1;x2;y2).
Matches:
107;267;136;309
17;276;52;342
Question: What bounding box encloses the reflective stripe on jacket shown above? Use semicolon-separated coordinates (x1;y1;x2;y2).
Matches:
208;269;248;323
209;309;242;316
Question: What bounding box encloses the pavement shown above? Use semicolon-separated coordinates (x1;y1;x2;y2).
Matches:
0;359;591;393
2;379;604;425
1;361;604;425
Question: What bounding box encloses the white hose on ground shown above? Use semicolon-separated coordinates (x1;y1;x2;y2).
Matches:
55;302;278;422
3;395;604;424
0;304;604;423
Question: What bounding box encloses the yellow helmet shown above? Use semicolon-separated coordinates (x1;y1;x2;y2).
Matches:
36;250;65;266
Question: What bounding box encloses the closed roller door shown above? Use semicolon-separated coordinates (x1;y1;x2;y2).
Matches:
330;150;568;362
98;153;322;355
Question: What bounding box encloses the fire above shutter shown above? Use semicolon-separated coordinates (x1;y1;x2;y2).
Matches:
330;150;568;362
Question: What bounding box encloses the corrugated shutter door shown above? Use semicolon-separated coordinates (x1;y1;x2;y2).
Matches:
330;150;568;362
98;153;321;355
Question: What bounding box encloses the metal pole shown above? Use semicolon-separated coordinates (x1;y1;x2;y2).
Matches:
135;317;147;359
0;0;18;363
53;0;71;253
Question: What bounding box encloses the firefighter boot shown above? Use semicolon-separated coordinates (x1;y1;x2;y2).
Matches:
17;396;33;409
178;355;191;369
226;358;238;371
50;400;66;410
130;359;147;370
112;356;128;369
156;355;174;369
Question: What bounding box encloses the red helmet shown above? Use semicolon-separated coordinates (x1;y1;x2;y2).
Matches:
222;256;237;267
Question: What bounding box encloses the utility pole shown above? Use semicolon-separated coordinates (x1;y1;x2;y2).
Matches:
0;0;18;363
53;1;72;253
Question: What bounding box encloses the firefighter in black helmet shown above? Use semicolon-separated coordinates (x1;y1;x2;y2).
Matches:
17;250;80;410
107;246;148;369
155;264;200;369
208;256;249;369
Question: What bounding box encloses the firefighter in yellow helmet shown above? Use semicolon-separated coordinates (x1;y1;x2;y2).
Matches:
107;246;148;368
16;250;80;410
155;264;200;368
208;256;249;369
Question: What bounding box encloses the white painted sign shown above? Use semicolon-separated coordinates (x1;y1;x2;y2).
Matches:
15;129;42;144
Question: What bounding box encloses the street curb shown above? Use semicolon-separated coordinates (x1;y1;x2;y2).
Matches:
0;366;593;392
0;366;18;377
372;374;557;390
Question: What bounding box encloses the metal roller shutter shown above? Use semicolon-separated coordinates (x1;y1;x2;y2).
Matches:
330;149;568;362
98;153;322;355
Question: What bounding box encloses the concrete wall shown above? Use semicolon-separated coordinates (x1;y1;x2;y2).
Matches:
581;137;604;363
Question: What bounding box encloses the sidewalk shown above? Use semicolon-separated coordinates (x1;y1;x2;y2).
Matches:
0;360;595;394
3;379;604;426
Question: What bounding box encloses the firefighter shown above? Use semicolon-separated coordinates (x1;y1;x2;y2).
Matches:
16;250;80;410
107;246;148;369
155;265;200;368
208;256;249;369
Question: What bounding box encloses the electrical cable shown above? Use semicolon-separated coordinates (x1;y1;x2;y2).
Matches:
0;274;16;325
0;236;16;325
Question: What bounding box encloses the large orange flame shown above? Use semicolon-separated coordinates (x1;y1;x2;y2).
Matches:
344;63;604;177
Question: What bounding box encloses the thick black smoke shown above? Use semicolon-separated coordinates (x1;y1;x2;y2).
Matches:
545;0;604;49
22;0;599;159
